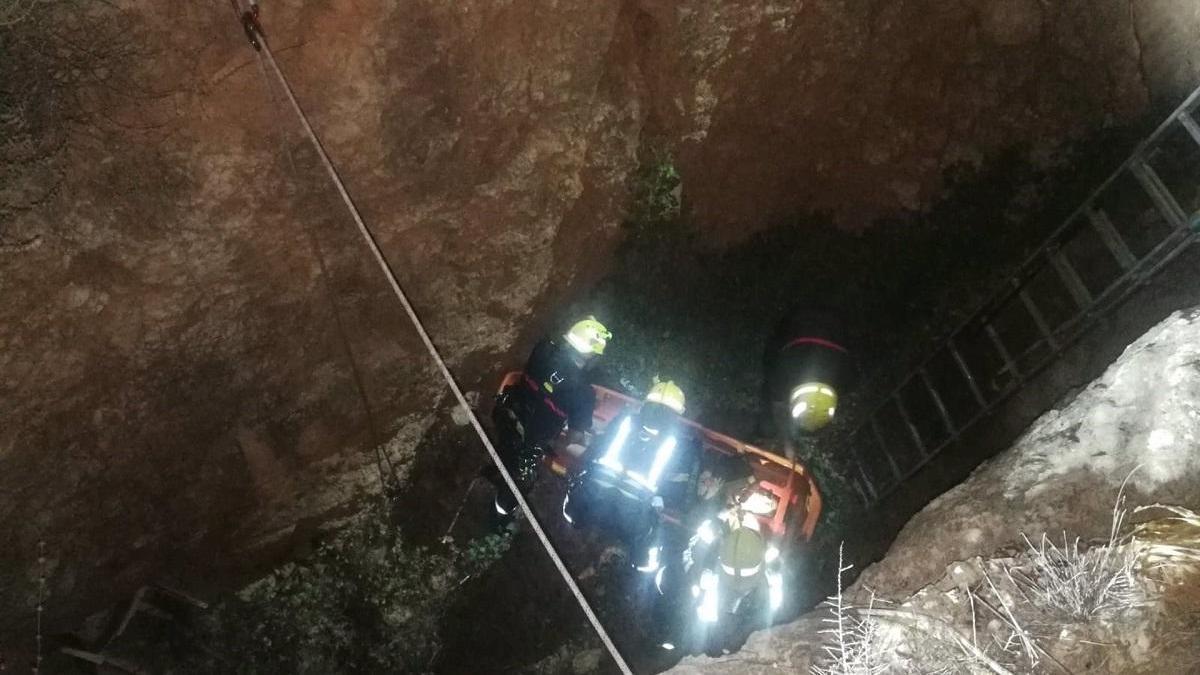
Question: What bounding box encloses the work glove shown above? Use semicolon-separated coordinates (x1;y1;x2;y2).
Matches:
651;495;664;511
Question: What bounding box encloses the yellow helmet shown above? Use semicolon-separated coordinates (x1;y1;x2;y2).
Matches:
789;382;837;432
564;316;612;356
718;526;766;588
646;378;686;414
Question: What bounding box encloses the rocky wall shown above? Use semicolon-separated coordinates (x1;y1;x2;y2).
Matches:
671;309;1200;674
2;0;1198;657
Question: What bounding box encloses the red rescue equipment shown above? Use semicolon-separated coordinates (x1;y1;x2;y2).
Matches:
496;372;823;545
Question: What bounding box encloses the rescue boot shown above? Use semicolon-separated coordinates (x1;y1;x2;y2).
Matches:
487;477;525;532
491;489;518;531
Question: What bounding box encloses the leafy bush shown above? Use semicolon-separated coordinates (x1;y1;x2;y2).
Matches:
628;147;682;229
141;505;511;674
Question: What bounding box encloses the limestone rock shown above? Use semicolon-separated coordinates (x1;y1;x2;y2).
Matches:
978;0;1044;47
671;309;1200;674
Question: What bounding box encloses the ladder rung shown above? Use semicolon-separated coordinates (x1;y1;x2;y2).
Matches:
860;474;878;500
984;321;1020;383
870;418;903;480
846;89;1200;510
1178;110;1200;148
893;391;927;457
1017;285;1059;351
847;440;879;502
1087;207;1138;270
1050;251;1093;309
1131;160;1188;230
852;478;871;506
918;367;956;437
61;648;106;665
153;584;210;609
948;339;987;407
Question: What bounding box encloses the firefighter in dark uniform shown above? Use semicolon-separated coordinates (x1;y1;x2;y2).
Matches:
488;316;612;525
649;488;787;656
761;305;855;457
562;379;700;572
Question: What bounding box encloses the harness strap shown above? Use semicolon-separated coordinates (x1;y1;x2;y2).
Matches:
523;374;568;419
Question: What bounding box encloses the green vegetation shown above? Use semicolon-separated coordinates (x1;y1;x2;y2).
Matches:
126;502;510;674
628;147;683;229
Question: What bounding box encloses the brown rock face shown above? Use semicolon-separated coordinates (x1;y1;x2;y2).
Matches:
1;0;1197;653
642;0;1155;233
978;0;1044;47
0;0;642;646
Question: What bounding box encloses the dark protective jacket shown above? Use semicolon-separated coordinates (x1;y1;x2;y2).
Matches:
502;338;597;447
584;410;702;510
762;305;855;406
566;409;702;556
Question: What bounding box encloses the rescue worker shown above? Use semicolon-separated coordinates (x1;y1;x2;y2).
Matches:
488;316;612;525
562;378;700;572
761;305;855;456
650;491;786;654
702;513;785;619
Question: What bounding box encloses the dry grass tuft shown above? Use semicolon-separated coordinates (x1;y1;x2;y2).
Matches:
1132;504;1200;672
1131;504;1200;581
815;490;1200;674
1010;479;1145;621
1008;532;1143;621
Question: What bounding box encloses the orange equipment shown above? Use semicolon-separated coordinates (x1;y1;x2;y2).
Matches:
495;373;822;546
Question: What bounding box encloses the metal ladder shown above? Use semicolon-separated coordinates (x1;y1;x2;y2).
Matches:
848;85;1200;507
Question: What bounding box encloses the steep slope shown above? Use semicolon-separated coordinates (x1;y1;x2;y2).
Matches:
672;308;1200;673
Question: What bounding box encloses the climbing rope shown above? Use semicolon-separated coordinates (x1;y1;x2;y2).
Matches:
258;48;397;488
234;9;634;674
222;0;397;490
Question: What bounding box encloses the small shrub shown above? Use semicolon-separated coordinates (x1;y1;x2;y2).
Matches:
462;532;514;576
813;545;887;675
628;147;682;228
141;504;510;674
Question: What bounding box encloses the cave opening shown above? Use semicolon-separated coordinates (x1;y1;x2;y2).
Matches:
3;1;1200;673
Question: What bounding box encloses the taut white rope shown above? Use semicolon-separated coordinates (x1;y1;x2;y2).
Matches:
246;21;633;675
